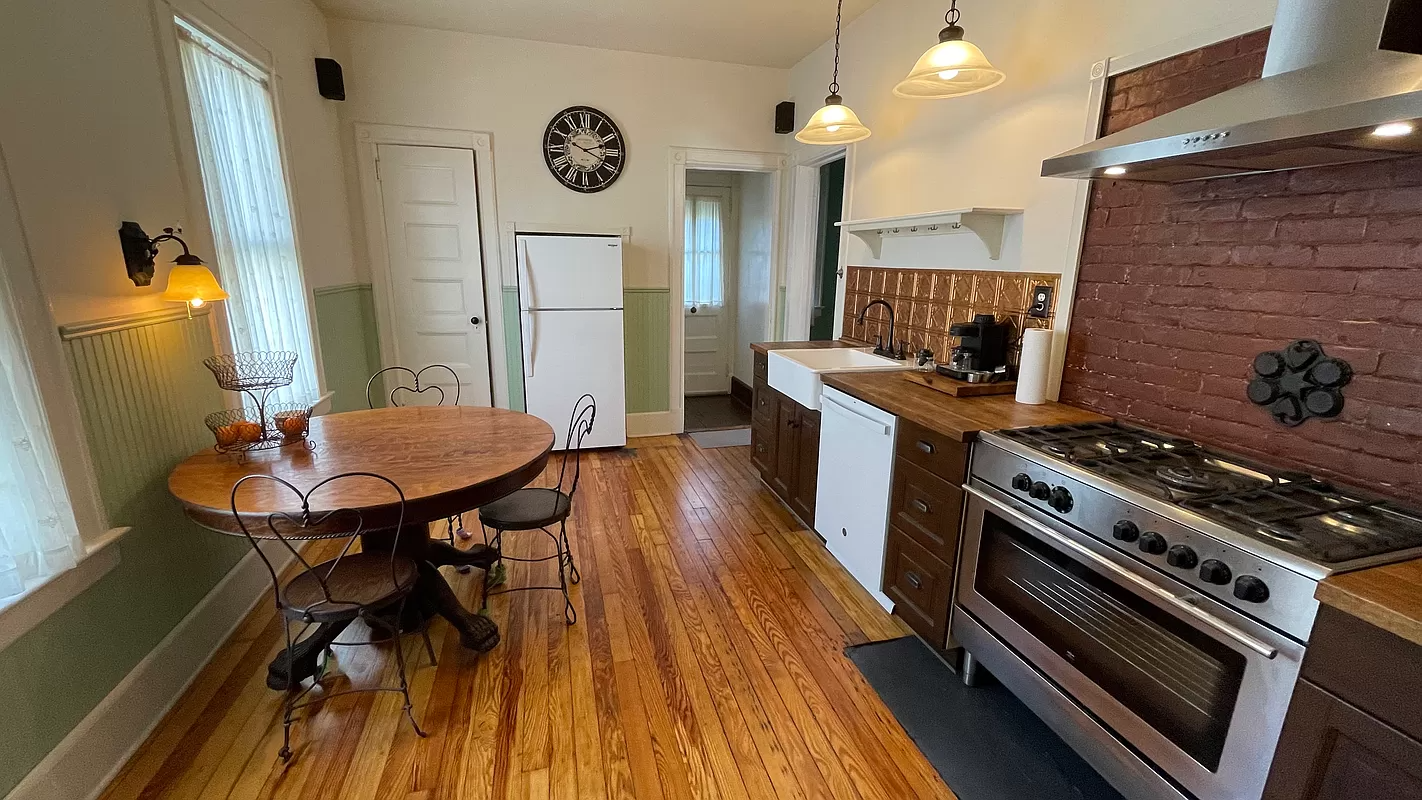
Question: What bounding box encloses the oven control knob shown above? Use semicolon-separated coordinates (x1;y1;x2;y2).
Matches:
1234;575;1270;603
1011;473;1033;492
1049;487;1074;512
1138;532;1167;555
1029;481;1051;500
1167;545;1198;570
1199;559;1232;585
1112;520;1140;542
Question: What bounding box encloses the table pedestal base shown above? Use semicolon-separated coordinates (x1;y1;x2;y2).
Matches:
265;533;500;691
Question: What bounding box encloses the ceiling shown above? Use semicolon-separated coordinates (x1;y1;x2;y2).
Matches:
313;0;880;68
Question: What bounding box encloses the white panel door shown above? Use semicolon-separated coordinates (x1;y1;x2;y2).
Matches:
684;301;729;395
377;144;491;405
517;235;623;310
524;309;627;450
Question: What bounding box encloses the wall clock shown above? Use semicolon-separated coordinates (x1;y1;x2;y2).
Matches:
542;106;625;193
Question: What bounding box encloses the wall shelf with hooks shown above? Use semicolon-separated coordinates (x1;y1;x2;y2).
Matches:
836;207;1023;260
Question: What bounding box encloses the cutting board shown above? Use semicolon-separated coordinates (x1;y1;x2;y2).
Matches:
904;371;1016;398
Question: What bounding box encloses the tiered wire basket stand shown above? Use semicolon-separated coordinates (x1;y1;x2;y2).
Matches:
202;352;315;456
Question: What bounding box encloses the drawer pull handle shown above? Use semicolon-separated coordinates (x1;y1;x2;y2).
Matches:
916;440;935;454
911;499;931;514
905;571;923;589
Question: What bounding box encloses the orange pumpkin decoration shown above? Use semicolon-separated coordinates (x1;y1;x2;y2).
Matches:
276;411;308;439
235;421;264;443
215;424;241;448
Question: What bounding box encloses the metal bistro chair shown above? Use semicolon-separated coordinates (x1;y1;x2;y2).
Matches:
479;394;594;625
231;472;434;763
366;364;473;566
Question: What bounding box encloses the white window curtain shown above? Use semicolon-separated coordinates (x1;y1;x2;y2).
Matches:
0;249;83;600
177;20;319;405
684;194;726;308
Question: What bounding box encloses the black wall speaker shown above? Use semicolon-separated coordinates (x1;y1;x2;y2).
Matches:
775;101;795;135
314;58;345;101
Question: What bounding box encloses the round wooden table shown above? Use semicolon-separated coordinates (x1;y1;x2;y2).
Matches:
169;406;555;686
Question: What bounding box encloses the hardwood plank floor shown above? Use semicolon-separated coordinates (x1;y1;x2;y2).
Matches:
100;436;949;800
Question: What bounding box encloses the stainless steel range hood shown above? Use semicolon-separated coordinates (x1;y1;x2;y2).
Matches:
1042;0;1422;182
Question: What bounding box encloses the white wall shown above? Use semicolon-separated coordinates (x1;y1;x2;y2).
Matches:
736;171;774;384
328;20;790;290
0;0;358;326
787;0;1277;378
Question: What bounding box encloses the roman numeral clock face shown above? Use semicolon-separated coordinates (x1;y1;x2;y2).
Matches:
543;106;625;193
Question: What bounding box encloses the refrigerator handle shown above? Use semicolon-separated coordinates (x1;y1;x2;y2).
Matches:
517;239;535;377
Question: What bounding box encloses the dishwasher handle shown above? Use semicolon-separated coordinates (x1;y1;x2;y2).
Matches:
820;394;892;436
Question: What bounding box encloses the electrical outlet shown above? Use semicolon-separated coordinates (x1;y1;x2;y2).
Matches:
1029;285;1054;318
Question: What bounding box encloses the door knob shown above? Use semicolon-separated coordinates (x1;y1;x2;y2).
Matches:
470;316;481;325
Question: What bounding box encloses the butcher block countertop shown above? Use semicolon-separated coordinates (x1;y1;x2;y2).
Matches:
1317;559;1422;647
750;339;860;354
819;370;1109;443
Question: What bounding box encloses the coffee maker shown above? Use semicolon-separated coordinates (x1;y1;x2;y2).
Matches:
939;313;1011;382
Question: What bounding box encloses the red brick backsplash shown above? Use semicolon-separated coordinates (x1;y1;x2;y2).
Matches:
1061;29;1422;500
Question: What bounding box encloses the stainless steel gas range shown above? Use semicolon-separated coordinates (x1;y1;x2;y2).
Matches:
952;422;1422;800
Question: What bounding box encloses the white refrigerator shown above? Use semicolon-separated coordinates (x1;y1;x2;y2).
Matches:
516;234;627;450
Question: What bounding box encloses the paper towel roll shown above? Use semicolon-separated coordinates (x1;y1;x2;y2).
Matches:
1016;328;1054;405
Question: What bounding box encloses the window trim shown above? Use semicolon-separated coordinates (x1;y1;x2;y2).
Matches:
150;0;329;406
0;146;124;646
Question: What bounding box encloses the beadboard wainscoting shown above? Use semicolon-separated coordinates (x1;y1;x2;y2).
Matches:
502;286;525;411
313;283;383;412
0;308;275;800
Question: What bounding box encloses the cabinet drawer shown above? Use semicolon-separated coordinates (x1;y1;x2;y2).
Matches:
1303;605;1422;742
890;458;964;563
895;419;967;485
752;380;776;426
753;351;768;381
884;526;953;647
750;421;775;479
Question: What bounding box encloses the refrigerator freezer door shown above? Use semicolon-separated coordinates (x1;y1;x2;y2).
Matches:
517;235;624;310
523;309;627;450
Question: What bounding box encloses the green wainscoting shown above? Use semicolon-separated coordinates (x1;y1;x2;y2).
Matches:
501;287;670;415
0;311;249;797
313;284;383;412
502;287;524;412
623;288;670;414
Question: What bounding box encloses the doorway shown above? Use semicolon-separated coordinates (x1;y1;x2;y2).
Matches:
680;168;774;433
810;158;845;341
368;143;493;405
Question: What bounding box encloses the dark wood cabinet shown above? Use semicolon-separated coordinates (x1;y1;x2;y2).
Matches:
1264;606;1422;800
750;351;821;529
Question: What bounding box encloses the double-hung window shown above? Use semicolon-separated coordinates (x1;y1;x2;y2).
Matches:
175;18;319;404
684;191;728;309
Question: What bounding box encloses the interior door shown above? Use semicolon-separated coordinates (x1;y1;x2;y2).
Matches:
683;187;732;396
376;144;491;405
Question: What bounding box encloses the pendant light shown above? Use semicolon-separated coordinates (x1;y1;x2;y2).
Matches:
894;0;1005;99
796;0;871;145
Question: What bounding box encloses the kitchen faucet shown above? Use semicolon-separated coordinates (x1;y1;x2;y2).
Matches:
856;299;905;360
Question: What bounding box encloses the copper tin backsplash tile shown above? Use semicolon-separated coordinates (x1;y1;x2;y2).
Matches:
842;266;1060;365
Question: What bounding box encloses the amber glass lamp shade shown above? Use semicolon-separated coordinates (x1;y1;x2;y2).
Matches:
161;263;229;308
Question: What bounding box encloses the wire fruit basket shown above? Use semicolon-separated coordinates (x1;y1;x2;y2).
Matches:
201;352;314;454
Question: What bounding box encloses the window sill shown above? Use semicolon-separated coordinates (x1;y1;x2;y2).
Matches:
0;527;127;652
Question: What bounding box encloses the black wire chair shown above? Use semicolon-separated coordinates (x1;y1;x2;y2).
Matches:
478;394;594;625
230;472;434;763
366;364;472;566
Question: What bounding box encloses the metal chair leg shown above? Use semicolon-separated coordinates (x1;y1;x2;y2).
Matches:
556;523;577;625
560;521;581;585
280;616;296;763
449;515;471;574
380;601;427;738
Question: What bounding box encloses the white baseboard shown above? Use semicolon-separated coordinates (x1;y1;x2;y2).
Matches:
626;410;675;438
4;545;292;800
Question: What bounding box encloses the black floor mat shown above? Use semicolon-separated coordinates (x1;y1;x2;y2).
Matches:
847;636;1126;800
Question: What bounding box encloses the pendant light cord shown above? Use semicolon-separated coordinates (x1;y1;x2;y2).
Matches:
828;0;843;96
945;0;960;26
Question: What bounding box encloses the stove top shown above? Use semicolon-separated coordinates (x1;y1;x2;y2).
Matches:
996;422;1422;565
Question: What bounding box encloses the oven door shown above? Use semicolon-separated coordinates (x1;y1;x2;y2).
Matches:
956;481;1305;800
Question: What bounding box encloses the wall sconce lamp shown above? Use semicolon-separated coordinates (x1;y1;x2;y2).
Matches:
117;221;228;317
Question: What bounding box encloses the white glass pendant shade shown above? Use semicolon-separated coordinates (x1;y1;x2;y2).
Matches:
796;95;872;145
894;30;1004;99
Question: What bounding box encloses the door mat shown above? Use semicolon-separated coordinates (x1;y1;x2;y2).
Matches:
688;428;752;449
846;636;1125;800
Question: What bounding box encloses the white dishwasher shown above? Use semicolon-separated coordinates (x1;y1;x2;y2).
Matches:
815;386;897;610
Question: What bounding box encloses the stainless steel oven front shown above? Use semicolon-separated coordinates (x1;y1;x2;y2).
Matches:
953;480;1305;800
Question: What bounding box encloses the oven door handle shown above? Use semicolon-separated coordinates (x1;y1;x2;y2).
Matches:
965;485;1279;660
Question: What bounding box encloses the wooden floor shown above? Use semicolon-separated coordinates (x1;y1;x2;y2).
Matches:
100;436;953;800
